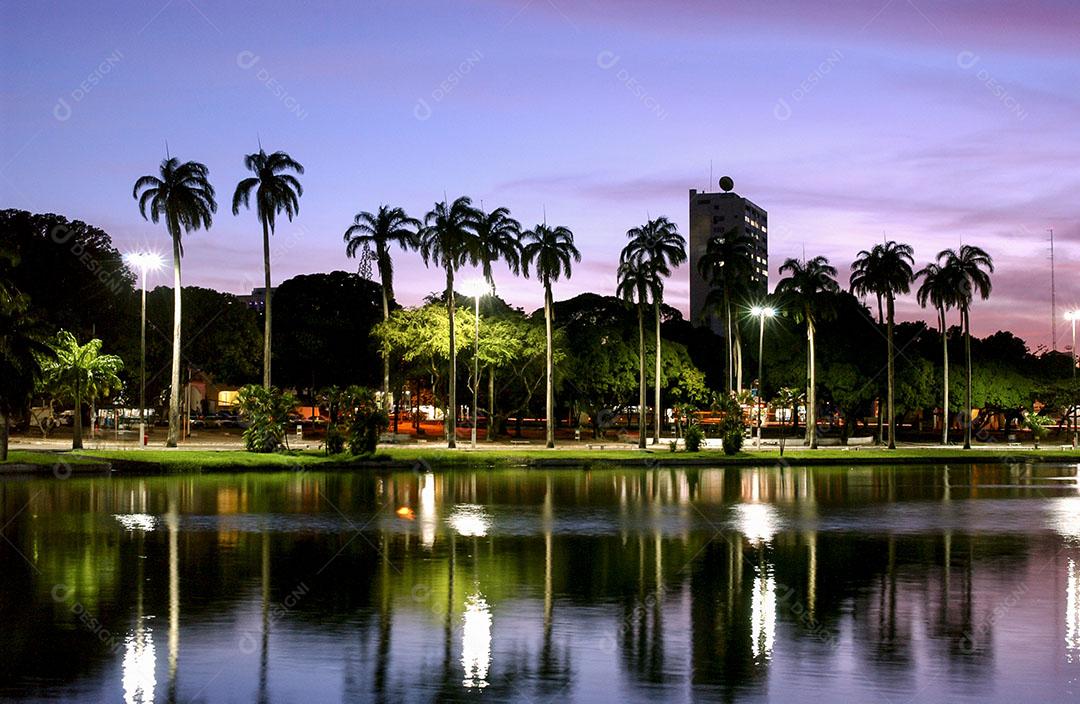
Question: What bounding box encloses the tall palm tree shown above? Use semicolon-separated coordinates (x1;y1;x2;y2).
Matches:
419;196;482;448
232;148;304;388
850;241;915;449
40;331;124;450
344;206;421;411
916;262;959;445
697;227;754;393
622;217;686;445
617;256;666;449
521;223;580;448
474;206;522;288
775;256;838;449
133;156;216;446
938;245;994;449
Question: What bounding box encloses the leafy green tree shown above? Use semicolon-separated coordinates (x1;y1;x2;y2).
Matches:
521;223;580;447
617;255;665;448
916;261;959;444
696;226;754;393
40;331;124;449
770;386;804;456
232;148;305;388
0;272;53;460
343;205;421;410
775;256;838;448
621;217;686;444
939;245;994;448
236;384;298;453
850;241;914;448
419;196;482;448
133;156;216;446
820;362;874;443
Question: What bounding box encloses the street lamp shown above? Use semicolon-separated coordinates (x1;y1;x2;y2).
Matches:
124;251;164;446
750;305;776;448
462;277;493;448
1067;310;1079;447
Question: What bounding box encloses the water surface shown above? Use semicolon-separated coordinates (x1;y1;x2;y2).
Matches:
3;463;1080;702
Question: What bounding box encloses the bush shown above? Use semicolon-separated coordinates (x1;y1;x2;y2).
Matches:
325;424;346;454
237;385;297;453
684;424;705;452
722;428;743;455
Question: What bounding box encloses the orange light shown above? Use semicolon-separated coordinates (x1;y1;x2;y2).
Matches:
396;506;415;520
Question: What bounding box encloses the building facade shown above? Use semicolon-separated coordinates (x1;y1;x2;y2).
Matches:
688;185;768;333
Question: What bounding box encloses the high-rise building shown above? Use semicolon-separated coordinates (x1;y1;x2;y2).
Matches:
688;181;768;332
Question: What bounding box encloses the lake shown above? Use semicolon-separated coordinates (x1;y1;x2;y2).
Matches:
2;463;1080;702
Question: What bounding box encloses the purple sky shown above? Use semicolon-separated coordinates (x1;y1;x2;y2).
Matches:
2;0;1078;349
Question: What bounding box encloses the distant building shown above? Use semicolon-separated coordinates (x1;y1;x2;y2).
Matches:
688;182;768;333
238;286;274;312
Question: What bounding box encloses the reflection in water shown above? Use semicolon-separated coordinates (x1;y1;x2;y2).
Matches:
461;592;492;688
420;472;437;548
121;626;155;704
735;503;778;545
114;514;156;532
1068;558;1080;663
750;566;776;660
448;504;490;537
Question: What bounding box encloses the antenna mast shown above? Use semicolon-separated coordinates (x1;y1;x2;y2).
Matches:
1051;228;1057;350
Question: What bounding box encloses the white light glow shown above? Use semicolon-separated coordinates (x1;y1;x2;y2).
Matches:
735;503;778;545
461;276;492;299
420;472;437;548
122;625;156;704
461;592;492;688
1068;558;1080;662
448;504;491;537
114;514;157;532
750;567;776;660
124;251;164;273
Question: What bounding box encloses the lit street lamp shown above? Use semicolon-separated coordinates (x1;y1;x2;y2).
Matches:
124;251;164;446
462;277;493;448
1067;310;1079;447
750;305;776;448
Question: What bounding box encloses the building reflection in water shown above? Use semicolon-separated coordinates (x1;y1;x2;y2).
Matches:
461;592;492;688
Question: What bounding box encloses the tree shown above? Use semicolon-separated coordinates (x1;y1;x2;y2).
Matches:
232;148;305;388
418;197;482;448
521;223;581;447
939;245;994;448
133;156;216;446
40;331;124;450
622;217;686;444
850;241;914;449
474;206;522;288
916;262;959;444
697;226;754;393
0;271;53;460
343;206;421;411
617;256;666;448
775;256;838;449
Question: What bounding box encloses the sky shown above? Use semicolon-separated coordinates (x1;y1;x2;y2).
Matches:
2;0;1078;349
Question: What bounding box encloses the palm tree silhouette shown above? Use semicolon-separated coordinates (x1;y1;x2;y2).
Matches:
521;223;580;448
419;196;482;448
474;206;523;288
622;217;686;445
133;156;216;446
938;245;994;449
916;262;959;445
344;206;421;411
697;227;754;393
232;148;304;388
617;256;666;449
40;331;124;450
851;241;914;449
775;256;838;449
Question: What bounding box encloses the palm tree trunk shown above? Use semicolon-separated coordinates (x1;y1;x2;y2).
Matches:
963;307;972;449
940;307;949;445
261;216;272;388
887;294;896;449
724;293;733;393
544;283;555;448
381;281;391;414
167;218;182;447
487;366;496;442
637;303;646;449
808;315;817;449
653;300;661;445
734;327;744;394
446;268;456;449
72;383;83;450
0;408;8;461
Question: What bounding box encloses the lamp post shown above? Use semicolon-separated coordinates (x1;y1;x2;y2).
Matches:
750;305;776;448
463;277;492;448
1067;310;1079;447
124;252;163;447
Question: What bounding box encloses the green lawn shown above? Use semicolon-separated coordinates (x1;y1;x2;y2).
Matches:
1;451;103;466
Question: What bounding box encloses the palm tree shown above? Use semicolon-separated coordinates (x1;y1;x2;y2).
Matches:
622;217;686;445
938;245;994;449
697;227;754;393
40;331;124;450
133;156;216;446
0;280;53;460
850;241;915;449
474;206;522;288
521;223;581;448
232;148;304;388
775;256;839;449
617;256;666;449
916;262;959;445
418;196;482;448
344;206;421;411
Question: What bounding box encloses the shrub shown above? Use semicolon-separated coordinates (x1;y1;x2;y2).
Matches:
1025;412;1052;449
716;391;746;455
684;424;705;452
337;386;388;455
325;423;346;454
722;428;743;455
237;385;297;453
